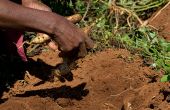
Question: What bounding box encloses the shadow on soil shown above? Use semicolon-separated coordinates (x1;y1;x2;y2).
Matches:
0;52;86;103
0;48;89;103
0;54;25;99
15;82;89;100
0;31;87;104
0;56;88;102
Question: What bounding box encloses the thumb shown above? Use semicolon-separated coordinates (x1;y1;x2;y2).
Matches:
84;37;94;49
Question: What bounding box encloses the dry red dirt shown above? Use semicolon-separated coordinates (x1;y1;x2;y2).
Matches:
0;49;170;110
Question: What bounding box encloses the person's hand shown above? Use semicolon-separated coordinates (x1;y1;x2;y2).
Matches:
22;0;59;50
0;0;93;52
21;0;94;52
50;14;94;52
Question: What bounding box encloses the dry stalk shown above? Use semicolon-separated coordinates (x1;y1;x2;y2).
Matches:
109;0;145;29
114;8;120;33
81;0;91;21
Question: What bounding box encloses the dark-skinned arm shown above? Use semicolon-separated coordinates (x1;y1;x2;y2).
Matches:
0;0;93;51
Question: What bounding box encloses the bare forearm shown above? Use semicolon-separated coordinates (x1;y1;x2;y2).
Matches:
0;0;93;52
0;0;56;33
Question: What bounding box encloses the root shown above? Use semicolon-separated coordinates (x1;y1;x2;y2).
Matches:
108;0;145;29
110;88;131;97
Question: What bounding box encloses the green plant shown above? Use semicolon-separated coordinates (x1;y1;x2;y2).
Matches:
115;27;170;82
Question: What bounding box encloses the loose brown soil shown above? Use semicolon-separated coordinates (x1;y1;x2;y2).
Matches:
149;3;170;41
0;48;170;110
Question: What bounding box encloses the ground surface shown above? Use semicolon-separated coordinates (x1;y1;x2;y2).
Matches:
0;49;170;110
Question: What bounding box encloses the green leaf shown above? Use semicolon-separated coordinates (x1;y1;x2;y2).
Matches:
139;27;147;33
149;32;156;39
164;65;170;73
155;59;164;68
167;44;170;51
160;75;170;82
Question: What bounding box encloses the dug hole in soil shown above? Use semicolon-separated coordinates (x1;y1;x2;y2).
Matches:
0;48;170;110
